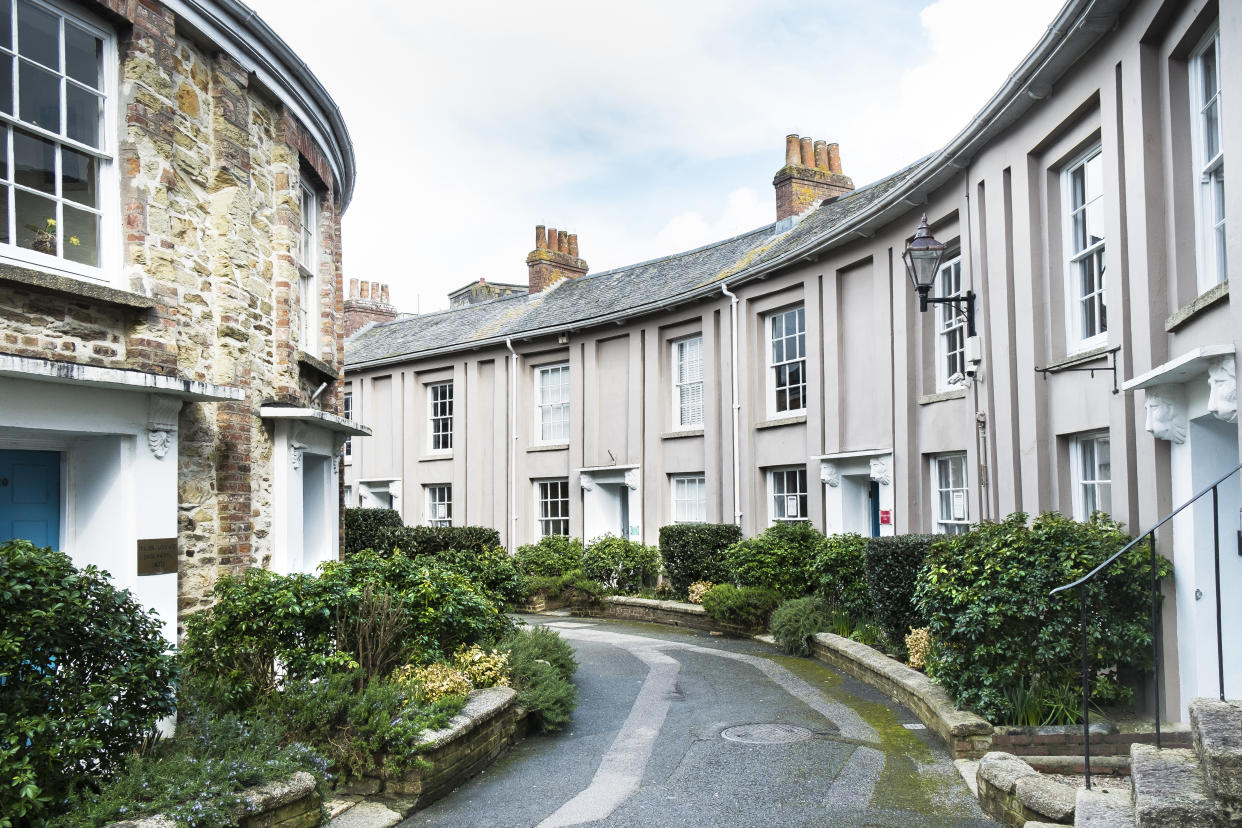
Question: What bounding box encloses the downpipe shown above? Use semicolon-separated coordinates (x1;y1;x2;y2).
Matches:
506;337;519;554
721;283;742;526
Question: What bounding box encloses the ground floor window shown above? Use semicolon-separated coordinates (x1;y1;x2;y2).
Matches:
1072;432;1111;519
768;467;807;524
670;474;706;523
537;479;570;537
425;484;452;527
932;453;969;534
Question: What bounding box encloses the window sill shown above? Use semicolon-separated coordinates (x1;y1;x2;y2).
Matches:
756;414;807;430
418;453;453;463
296;350;336;381
0;261;155;309
1165;280;1229;332
527;443;569;453
662;428;704;440
1044;343;1113;372
918;388;967;405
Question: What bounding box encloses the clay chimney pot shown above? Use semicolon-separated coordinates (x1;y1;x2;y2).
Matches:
360;281;371;300
557;230;568;253
827;143;842;174
547;228;558;252
785;134;800;166
349;277;359;299
799;136;814;167
535;225;547;250
380;284;389;303
814;140;828;172
568;233;579;258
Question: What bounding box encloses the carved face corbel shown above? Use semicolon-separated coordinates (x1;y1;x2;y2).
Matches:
1144;387;1188;444
146;396;182;460
1207;356;1237;424
869;456;892;486
820;462;840;488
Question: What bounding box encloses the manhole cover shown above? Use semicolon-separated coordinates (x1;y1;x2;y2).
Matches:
720;724;814;745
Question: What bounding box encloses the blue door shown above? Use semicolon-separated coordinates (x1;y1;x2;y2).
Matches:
0;450;61;549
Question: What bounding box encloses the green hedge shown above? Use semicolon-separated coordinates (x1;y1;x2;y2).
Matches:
0;540;178;825
723;522;823;598
700;584;781;629
374;524;502;558
515;536;585;577
657;523;741;596
769;596;833;656
864;534;936;656
343;507;403;555
580;535;660;593
808;533;871;620
915;512;1171;723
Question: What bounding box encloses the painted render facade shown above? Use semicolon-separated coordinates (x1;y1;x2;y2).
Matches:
345;0;1240;722
0;0;367;641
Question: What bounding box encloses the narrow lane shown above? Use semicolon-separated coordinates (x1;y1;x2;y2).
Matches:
402;616;996;828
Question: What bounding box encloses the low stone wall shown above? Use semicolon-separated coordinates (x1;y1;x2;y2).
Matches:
109;771;320;828
975;752;1077;827
513;593;569;613
992;722;1191;764
808;632;993;759
571;596;720;632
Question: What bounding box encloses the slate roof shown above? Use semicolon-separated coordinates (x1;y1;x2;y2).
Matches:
345;157;928;368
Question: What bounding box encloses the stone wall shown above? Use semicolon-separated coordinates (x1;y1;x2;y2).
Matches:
571;595;720;632
975;752;1077;827
108;771;320;828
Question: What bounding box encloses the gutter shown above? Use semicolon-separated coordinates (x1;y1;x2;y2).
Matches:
345;0;1126;373
721;284;742;527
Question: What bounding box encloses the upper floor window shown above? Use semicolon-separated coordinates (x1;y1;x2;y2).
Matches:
767;305;806;415
932;453;969;535
1071;432;1111;520
672;336;703;429
536;363;569;443
1064;147;1107;350
343;387;353;457
670;474;706;523
428;380;453;452
936;257;966;390
536;478;569;537
768;466;807;524
0;0;113;279
1192;27;1226;291
425;484;451;528
298;181;321;354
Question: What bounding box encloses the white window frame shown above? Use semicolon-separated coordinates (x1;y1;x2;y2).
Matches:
1070;431;1111;520
671;335;704;429
670;474;706;523
767;466;808;525
535;478;570;537
298;180;321;355
0;0;118;284
766;305;807;417
1063;146;1108;352
935;256;966;390
932;453;969;535
425;484;451;528
343;386;353;457
535;362;570;444
1190;26;1226;292
427;380;453;452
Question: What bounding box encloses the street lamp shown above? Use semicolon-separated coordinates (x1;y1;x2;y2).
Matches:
902;214;976;338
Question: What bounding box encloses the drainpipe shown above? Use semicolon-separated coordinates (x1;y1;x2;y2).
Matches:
505;338;519;554
721;283;742;526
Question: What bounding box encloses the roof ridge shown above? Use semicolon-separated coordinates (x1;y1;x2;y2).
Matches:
581;222;777;282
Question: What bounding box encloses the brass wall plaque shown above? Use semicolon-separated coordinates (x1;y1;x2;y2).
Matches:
137;538;178;576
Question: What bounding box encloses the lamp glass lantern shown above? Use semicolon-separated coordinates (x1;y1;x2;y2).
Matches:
902;213;947;311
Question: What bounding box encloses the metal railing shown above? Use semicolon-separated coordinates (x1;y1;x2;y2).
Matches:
1049;460;1241;789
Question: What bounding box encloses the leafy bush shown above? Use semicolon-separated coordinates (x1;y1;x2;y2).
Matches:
915;512;1171;723
0;540;178;825
687;581;714;605
848;621;883;647
905;627;932;670
375;525;501;558
865;534;936;656
770;596;833;656
498;627;578;731
580;535;660;593
808;533;871;620
453;645;510;688
409;545;523;608
515;536;584;577
700;584;782;629
344;507;404;555
393;662;471;704
56;708;327;828
658;523;742;596
723;522;823;597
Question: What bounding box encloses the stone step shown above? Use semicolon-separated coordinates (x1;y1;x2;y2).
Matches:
1074;787;1135;828
325;800;402;828
1129;744;1219;828
1189;698;1242;822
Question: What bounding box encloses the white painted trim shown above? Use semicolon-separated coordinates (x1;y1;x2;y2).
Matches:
0;354;243;400
1121;344;1235;391
259;405;372;436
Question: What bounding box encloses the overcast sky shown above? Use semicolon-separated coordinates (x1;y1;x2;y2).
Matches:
243;0;1065;313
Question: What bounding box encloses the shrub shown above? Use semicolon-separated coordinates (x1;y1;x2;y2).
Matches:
580;535;660;593
515;536;584;577
723;522;823;597
658;523;742;596
865;534;937;656
410;545;523;608
344;507;404;555
0;541;178;825
808;533;871;620
375;525;501;558
770;596;833;656
393;662;472;704
498;627;578;731
915;512;1171;722
848;622;883;647
557;570;606;606
905;627;932;671
687;581;714;605
700;584;781;629
452;644;510;688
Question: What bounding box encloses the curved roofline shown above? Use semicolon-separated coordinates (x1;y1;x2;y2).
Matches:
347;0;1127;372
170;0;356;208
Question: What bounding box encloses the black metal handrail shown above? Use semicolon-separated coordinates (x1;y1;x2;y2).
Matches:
1050;460;1241;789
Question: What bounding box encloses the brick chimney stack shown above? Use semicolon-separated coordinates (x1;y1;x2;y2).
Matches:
344;279;399;338
773;134;854;221
527;224;587;293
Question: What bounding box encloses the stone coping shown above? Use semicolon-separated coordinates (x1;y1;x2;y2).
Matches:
108;771;319;828
809;632;993;759
604;595;707;615
418;686;515;751
976;751;1078;827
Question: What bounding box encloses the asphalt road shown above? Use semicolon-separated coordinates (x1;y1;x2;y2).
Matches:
401;615;997;828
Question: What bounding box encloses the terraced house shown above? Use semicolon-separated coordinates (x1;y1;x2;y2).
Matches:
346;0;1240;724
0;0;366;640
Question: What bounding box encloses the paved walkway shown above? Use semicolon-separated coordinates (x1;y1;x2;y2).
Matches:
399;616;996;827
